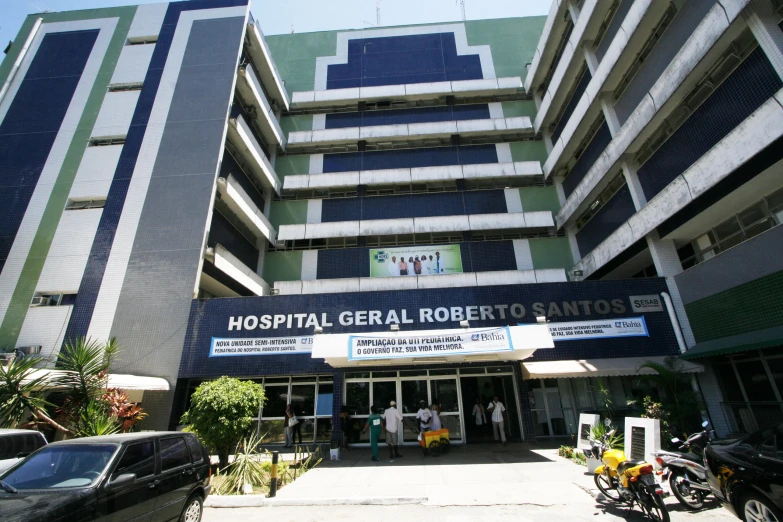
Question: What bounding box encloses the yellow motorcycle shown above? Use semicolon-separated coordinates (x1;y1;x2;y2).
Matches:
590;419;670;522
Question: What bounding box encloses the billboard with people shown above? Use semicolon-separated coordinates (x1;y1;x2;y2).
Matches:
369;245;463;278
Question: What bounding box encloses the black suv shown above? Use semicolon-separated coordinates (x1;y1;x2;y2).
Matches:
0;432;211;522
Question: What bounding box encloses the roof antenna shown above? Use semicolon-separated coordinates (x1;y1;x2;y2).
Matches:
457;0;466;21
376;0;382;26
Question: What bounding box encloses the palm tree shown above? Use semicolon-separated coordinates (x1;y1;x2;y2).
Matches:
0;354;70;433
639;356;703;437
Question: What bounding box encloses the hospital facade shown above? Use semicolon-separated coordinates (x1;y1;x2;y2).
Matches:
1;0;782;444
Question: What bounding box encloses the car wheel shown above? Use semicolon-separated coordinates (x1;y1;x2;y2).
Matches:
743;493;782;522
180;494;203;522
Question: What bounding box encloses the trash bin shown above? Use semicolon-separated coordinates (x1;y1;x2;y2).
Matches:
330;439;340;460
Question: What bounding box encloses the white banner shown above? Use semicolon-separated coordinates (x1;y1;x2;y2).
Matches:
210;336;314;357
348;327;513;361
547;317;648;341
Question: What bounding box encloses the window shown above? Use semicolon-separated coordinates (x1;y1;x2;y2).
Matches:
113;441;155;479
108;82;143;92
126;36;158;45
88;137;125;147
680;187;783;266
184;436;204;464
30;293;76;307
0;433;46;460
575;172;627;231
758;435;783;461
159;437;190;471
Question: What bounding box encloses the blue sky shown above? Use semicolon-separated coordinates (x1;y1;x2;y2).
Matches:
0;0;551;52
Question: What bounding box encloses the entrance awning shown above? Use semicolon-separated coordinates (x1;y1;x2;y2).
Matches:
681;325;783;360
20;369;170;391
522;356;704;379
312;324;554;368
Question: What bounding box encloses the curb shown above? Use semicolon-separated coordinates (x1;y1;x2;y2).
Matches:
206;495;428;508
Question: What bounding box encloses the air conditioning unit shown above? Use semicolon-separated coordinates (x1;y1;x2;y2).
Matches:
274;240;286;249
30;296;52;307
17;346;42;357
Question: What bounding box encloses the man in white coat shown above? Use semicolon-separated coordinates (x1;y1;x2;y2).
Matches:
382;400;404;460
487;395;507;444
387;256;400;277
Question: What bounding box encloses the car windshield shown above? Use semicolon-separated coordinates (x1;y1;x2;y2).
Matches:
0;444;118;490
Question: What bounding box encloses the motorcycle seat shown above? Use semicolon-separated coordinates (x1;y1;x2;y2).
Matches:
679;452;702;463
617;459;648;474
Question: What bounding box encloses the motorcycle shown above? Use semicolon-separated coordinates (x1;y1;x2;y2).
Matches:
591;418;670;522
652;421;713;510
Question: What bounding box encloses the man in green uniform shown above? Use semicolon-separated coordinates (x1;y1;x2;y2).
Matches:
362;405;384;462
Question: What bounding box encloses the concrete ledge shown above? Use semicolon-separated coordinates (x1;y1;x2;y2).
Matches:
206;495;428;508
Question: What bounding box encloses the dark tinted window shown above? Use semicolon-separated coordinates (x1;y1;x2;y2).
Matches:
113;441;155;479
185;435;204;464
759;435;783;461
160;437;190;471
0;432;46;460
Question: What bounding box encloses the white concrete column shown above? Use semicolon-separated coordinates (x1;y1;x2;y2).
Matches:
554;175;567;206
601;94;622;137
567;1;581;23
513;239;534;270
566;224;582;265
301;250;318;280
543;130;555;153
744;0;783;81
256;246;267;276
533;91;543;110
584;45;599;76
646;230;697;348
263;187;273;219
306;199;322;223
621;159;647;210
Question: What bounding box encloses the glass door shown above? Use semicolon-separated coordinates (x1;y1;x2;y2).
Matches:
431;378;463;441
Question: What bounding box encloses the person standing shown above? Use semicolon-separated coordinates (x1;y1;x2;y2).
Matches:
413;256;422;275
430;401;442;431
420;253;430;274
398;257;408;276
407;257;416;276
434;252;442;274
290;404;303;445
387;256;400;277
339;406;351;450
383;400;404;460
362;405;384;462
472;397;486;430
416;401;432;432
283;404;294;448
487;395;507;445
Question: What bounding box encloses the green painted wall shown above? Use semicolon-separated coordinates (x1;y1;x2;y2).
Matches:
520;186;560;213
502;101;537;118
280;114;313;141
263;251;303;283
269;200;308;229
465;17;545;79
685;270;783;343
529;237;573;270
510;141;547;163
275;155;310;177
266;17;546;95
0;8;136;349
266;30;338;95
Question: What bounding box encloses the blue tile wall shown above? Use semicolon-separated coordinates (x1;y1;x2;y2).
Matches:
220;149;266;212
326;33;483;89
595;0;634;63
179;278;678;379
562;122;611;198
315;240;518;279
551;67;591;143
0;30;98;274
323;144;499;173
209;210;259;269
65;0;248;342
638;48;783;200
614;0;716;124
325;104;491;129
575;185;635;256
320;189;507;222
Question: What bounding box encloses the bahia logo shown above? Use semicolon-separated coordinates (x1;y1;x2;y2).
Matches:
471;334;480;341
615;321;622;328
618;320;643;328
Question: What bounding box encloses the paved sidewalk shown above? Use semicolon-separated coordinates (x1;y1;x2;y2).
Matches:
269;443;598;506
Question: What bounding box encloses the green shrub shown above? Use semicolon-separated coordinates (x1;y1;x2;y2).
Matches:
558;445;575;459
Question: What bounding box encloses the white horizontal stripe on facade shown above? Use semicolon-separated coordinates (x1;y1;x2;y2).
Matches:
0;18;118;329
273;269;568;296
211;244;269;296
36;208;102;294
228;114;282;193
574;91;783;277
87;6;249;343
284;161;542;190
236;63;286;148
217;175;277;244
291;77;523;108
513;238;534;270
277;211;555;241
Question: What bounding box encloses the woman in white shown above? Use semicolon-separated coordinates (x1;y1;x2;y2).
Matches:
472;397;486;427
430;401;442;431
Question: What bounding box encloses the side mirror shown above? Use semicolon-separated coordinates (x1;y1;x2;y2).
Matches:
107;473;136;490
604;418;612;427
702;421;709;428
15;452;30;459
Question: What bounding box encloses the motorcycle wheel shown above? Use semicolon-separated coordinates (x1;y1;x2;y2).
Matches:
594;472;621;501
641;488;670;522
669;469;705;510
